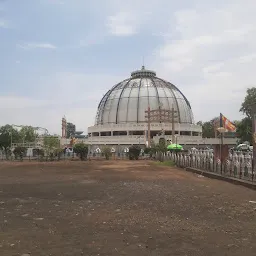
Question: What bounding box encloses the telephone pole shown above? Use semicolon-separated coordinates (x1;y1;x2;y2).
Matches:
171;106;177;143
145;106;178;147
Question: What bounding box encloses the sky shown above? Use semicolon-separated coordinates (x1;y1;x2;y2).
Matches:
0;0;256;135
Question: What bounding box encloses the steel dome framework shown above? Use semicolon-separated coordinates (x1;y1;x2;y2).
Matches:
95;66;194;126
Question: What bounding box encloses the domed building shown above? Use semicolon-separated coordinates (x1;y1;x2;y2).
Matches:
88;66;203;150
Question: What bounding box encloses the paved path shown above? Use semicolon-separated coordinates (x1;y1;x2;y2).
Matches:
0;161;255;256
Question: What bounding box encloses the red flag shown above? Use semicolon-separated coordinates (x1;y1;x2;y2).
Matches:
220;113;236;132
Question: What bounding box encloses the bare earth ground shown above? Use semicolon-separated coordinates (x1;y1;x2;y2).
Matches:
0;160;255;256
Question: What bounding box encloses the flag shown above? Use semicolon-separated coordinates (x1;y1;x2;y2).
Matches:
220;113;236;132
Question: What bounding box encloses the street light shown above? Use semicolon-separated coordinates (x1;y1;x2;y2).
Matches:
217;127;226;173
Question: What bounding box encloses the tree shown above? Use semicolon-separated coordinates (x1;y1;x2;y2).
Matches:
240;87;256;119
236;117;252;144
197;118;219;138
13;146;27;161
43;136;60;160
237;87;256;144
202;121;215;138
73;143;88;160
0;125;20;158
102;146;111;160
128;145;141;160
19;126;37;143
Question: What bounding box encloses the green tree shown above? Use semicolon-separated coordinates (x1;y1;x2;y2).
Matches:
158;138;167;152
102;146;111;160
201;121;215;138
238;87;256;144
0;125;20;158
13;146;27;161
197;118;219;138
43;136;60;160
240;87;256;119
128;145;141;160
54;148;63;161
73;143;88;160
236;117;252;144
19;126;37;143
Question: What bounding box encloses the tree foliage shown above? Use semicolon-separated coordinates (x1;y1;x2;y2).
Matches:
156;138;168;153
43;136;60;160
0;125;20;157
0;125;38;153
102;146;111;160
197;117;219;138
73;143;88;160
19;126;37;143
236;117;252;144
13;146;27;160
128;145;141;160
240;87;256;119
43;136;60;149
238;87;256;144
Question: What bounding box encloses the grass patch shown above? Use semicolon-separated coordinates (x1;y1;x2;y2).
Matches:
154;160;176;167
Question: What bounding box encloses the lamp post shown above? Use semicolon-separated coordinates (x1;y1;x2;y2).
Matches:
217;127;226;174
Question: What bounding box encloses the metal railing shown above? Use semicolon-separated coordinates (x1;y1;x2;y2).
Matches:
166;151;254;182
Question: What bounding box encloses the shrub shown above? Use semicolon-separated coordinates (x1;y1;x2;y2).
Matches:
73;143;88;160
144;147;151;154
128;145;141;160
102;146;111;160
13;146;27;161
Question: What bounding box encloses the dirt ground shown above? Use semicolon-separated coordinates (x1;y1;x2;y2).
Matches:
0;160;255;256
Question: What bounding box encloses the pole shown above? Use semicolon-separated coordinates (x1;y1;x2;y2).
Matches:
147;106;151;148
172;105;175;144
220;133;223;174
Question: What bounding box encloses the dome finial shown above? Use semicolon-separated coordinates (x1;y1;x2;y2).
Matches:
142;56;145;70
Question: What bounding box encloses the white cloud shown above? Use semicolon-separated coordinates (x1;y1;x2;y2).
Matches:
106;11;143;36
152;1;256;122
0;72;124;134
17;42;57;50
0;96;49;109
0;20;7;28
105;0;157;36
238;54;256;63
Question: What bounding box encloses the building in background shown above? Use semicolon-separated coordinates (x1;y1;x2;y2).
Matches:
60;118;87;147
87;66;237;152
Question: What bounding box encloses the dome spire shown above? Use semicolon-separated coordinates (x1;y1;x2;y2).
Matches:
131;66;156;78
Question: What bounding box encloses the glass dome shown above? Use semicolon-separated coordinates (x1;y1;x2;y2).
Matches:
95;66;194;125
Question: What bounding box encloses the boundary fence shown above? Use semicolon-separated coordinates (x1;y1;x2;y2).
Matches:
166;151;254;182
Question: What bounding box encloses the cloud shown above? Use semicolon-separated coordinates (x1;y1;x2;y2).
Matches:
0;96;49;109
0;19;7;28
152;1;256;122
17;42;57;50
106;0;155;36
0;72;124;134
106;11;141;36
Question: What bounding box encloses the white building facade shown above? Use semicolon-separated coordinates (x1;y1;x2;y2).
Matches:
88;67;236;151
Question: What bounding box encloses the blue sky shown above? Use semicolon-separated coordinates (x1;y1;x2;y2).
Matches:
0;0;256;134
